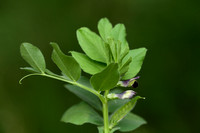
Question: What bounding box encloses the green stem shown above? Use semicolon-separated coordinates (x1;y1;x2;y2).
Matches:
43;73;110;133
42;74;101;98
20;73;110;132
102;90;110;133
20;72;103;99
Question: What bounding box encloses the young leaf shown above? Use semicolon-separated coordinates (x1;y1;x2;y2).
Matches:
77;27;109;63
111;24;129;54
61;102;103;126
20;67;39;73
71;51;106;75
98;18;113;42
20;43;46;73
122;48;147;80
109;96;144;129
118;113;147;132
119;57;132;75
90;63;120;91
107;39;119;63
65;77;102;111
50;42;81;81
119;42;129;64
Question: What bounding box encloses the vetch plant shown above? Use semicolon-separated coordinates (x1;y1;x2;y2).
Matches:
19;18;147;133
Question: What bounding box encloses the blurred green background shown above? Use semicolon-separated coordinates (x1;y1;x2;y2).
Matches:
0;0;200;133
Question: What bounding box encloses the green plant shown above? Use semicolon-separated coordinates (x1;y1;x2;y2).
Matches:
19;18;147;133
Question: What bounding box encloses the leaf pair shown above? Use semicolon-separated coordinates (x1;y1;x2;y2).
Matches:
20;42;81;82
98;18;147;79
98;18;128;56
73;18;128;76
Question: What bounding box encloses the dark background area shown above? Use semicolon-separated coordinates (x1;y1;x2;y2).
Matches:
0;0;200;133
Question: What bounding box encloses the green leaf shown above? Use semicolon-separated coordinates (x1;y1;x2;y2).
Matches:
61;102;103;126
118;113;147;132
64;77;102;111
109;96;144;128
122;48;147;80
50;42;81;81
20;67;39;73
77;27;109;63
97;127;104;133
119;42;129;64
111;24;129;54
20;43;46;73
108;99;130;113
107;39;121;63
90;63;120;91
45;69;59;76
71;51;106;75
98;18;113;42
119;57;132;75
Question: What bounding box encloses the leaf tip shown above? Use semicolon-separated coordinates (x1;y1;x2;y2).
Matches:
68;51;75;54
50;42;57;47
19;74;41;84
141;97;146;100
19;79;23;84
21;42;30;46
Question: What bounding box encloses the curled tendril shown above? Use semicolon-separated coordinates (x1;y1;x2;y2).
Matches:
19;73;43;84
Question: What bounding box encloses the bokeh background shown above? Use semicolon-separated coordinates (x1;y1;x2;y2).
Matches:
0;0;200;133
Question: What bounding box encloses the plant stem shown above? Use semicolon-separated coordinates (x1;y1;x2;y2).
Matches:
103;90;110;133
41;73;102;97
20;73;111;132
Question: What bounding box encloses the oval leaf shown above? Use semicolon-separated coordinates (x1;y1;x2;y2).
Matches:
118;113;147;132
61;102;103;126
98;18;113;42
90;63;120;91
20;43;46;73
111;24;129;54
76;27;108;63
122;48;147;80
71;51;106;75
109;96;144;128
51;42;81;81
